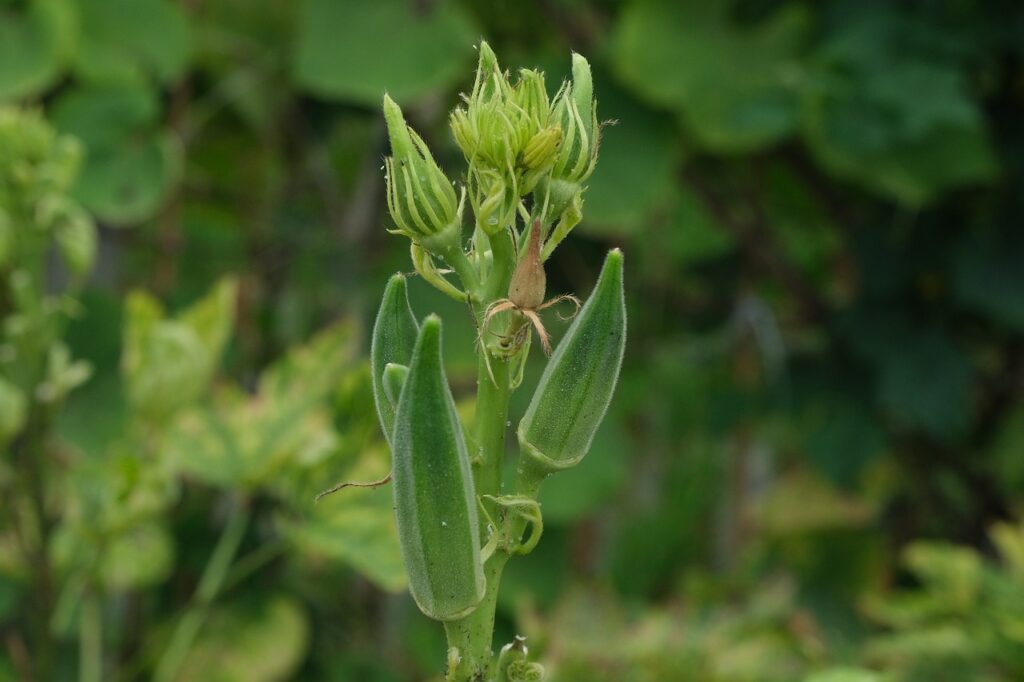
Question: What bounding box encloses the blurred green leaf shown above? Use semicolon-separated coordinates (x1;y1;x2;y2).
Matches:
122;278;236;420
803;669;880;682
175;595;310;682
99;522;174;590
876;330;973;441
0;0;73;101
51;85;183;224
164;321;356;489
73;0;192;85
294;0;475;105
802;399;886;488
953;234;1024;332
801;10;996;204
757;471;874;536
578;76;680;236
651;186;738;268
611;0;807;152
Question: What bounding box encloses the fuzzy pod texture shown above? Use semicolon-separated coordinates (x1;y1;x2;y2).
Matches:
371;274;419;446
382;362;409;409
518;249;626;472
392;315;485;621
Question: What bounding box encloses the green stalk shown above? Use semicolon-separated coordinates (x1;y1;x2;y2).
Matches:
80;589;103;682
444;554;508;681
482;227;516;303
443;225;519;681
473;355;510;520
153;499;251;682
439;241;482;298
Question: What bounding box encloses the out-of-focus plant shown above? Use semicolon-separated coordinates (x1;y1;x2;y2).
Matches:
0;107;96;681
343;43;625;681
0;107;401;682
860;518;1024;681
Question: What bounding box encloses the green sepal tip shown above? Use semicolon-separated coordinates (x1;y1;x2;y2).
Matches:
371;273;419;446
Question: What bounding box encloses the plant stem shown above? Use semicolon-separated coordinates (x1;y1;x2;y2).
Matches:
443;223;524;681
441;241;482;298
152;499;251;682
79;590;102;682
482;228;516;303
445;350;513;680
474;355;510;517
444;554;508;681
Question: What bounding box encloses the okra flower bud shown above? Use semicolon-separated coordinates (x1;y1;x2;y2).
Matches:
392;315;485;621
383;95;463;254
537;53;600;259
371;274;419;446
551;53;599;185
512;69;550;130
518;250;626;479
450;43;515;172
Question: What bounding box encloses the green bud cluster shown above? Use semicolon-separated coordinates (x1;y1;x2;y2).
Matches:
380;42;602;308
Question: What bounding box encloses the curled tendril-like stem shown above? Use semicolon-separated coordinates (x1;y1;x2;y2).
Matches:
314;471;392;502
479;494;543;559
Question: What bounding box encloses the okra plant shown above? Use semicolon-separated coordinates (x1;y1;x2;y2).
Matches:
368;44;626;681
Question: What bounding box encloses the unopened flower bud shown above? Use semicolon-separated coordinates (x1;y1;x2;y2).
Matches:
383;94;461;246
551;53;599;185
470;168;517;234
512;69;551;130
522;126;561;171
520;126;562;195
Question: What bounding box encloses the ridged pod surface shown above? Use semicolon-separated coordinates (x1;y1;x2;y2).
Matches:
392;315;485;620
518;249;626;473
370;274;419;446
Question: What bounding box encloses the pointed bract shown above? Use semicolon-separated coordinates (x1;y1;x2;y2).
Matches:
371;274;419;446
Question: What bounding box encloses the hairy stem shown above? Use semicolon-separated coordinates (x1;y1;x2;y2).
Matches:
441;241;482;298
445;554;509;681
482;228;516;304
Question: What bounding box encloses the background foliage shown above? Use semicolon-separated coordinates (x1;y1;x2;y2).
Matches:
1;0;1023;680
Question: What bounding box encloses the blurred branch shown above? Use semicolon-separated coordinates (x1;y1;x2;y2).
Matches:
4;632;33;682
152;499;251;682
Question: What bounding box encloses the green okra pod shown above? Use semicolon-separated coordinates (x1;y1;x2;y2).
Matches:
392;315;485;621
518;249;626;478
371;273;419;446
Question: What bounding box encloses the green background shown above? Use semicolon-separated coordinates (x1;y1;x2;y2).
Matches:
2;0;1023;680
